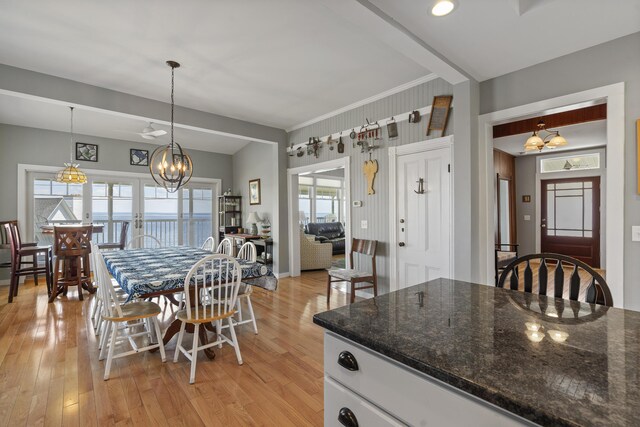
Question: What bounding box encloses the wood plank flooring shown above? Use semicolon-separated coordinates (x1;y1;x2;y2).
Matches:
0;271;356;426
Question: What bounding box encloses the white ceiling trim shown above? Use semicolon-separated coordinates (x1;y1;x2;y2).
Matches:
286;73;438;133
0;89;279;146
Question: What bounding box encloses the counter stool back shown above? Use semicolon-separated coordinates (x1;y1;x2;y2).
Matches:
497;253;613;306
49;225;92;302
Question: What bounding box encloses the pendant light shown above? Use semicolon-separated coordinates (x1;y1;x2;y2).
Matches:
149;60;193;193
55;106;87;184
524;120;568;152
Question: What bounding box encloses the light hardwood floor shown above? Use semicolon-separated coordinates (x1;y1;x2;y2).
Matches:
0;270;356;426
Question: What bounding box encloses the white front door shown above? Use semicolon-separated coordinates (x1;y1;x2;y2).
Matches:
396;146;451;288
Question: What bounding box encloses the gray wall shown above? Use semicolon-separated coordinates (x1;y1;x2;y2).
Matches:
480;31;640;310
0;123;234;221
515;148;606;260
287;78;456;293
232;141;284;273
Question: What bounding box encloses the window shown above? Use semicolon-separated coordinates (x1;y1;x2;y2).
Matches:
297;174;344;224
540;153;600;173
33;178;83;243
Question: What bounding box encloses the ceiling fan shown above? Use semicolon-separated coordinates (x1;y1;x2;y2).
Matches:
138;122;167;139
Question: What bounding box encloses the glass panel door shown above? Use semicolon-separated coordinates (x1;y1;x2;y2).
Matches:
90;178;136;245
30;174;84;245
182;186;214;248
142;181;180;247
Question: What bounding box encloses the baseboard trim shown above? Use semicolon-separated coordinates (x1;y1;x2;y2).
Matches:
276;272;290;279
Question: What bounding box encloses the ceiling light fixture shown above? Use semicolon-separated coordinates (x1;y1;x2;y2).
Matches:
431;0;455;16
55;106;87;184
524;120;568;152
149;60;193;193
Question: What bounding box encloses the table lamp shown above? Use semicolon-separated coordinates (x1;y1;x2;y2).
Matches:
246;212;262;235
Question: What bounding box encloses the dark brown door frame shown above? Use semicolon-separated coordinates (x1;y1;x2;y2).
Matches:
540;176;600;268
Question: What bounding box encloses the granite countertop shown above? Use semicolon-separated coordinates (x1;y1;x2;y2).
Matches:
313;279;640;427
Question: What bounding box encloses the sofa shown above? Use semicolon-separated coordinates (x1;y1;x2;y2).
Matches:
305;222;345;255
300;233;332;271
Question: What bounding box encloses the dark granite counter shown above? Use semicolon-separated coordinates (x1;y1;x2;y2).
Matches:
313;279;640;427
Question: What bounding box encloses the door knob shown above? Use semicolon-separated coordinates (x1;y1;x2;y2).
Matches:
541;224;546;228
399;242;405;247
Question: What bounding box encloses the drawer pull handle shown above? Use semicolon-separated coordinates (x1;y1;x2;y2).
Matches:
338;351;359;371
338;407;359;427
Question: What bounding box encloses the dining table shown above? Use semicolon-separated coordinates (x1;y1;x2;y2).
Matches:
102;246;278;358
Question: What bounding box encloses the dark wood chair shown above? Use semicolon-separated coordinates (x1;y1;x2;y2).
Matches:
98;221;130;251
49;225;94;302
495;243;518;285
3;222;53;303
327;238;378;304
497;253;613;306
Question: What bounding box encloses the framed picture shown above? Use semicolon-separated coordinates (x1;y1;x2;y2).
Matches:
130;149;149;166
76;142;98;162
249;178;261;205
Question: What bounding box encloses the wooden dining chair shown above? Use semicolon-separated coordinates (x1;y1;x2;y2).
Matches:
174;254;243;384
98;221;130;250
233;242;259;334
125;234;162;249
201;236;215;252
3;222;53;303
92;243;166;380
327;238;378;304
497;253;613;306
215;237;232;255
50;225;93;302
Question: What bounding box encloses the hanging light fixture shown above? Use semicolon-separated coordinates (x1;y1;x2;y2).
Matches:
524;120;568;152
55;106;87;184
149;60;193;193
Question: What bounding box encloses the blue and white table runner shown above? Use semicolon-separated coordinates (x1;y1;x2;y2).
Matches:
102;247;277;299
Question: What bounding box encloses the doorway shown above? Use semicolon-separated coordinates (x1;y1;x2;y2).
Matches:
389;136;453;291
541;176;600;267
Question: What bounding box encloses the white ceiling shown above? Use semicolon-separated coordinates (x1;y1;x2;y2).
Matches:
0;0;637;142
0;93;251;154
0;0;430;129
369;0;640;81
493;120;606;156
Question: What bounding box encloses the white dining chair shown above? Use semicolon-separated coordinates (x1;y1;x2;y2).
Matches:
233;241;259;334
126;234;162;249
173;254;243;384
201;236;215;252
92;243;166;380
215;237;233;255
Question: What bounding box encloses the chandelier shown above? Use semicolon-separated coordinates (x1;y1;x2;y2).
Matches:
524;120;568;152
149;60;193;192
56;106;87;184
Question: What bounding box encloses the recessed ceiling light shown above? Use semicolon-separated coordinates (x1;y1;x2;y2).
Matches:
431;0;455;16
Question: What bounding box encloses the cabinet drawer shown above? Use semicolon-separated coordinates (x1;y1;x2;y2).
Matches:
325;375;405;427
324;332;531;426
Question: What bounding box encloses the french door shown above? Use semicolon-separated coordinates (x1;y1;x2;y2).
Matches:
541;177;600;267
28;172;215;248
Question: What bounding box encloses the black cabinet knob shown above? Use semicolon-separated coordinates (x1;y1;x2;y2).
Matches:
337;351;359;371
338;407;359;427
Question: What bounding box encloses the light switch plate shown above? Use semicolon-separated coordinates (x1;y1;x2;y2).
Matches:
352;200;362;207
361;220;368;229
524;215;531;221
632;226;640;242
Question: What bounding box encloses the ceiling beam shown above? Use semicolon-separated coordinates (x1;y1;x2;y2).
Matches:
0;63;287;146
316;0;470;85
492;104;606;139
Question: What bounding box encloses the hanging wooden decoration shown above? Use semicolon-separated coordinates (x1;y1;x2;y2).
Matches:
363;159;378;195
337;136;345;153
427;95;453;135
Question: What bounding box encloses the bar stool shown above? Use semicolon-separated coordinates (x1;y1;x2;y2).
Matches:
3;222;53;303
49;225;94;302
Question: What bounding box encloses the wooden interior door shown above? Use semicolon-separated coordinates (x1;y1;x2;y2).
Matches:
541;177;600;267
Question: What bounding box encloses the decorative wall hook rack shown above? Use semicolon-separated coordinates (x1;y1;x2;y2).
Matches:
414;178;425;194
